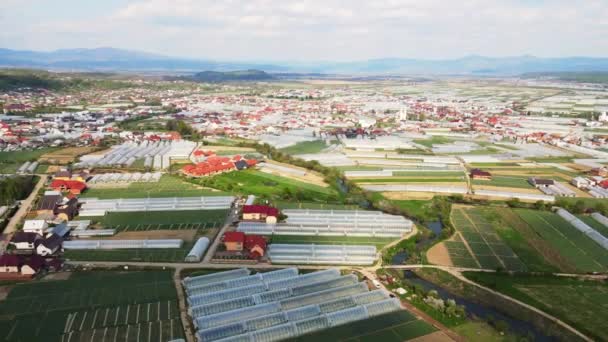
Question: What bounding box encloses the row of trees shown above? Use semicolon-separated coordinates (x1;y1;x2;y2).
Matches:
0;176;37;206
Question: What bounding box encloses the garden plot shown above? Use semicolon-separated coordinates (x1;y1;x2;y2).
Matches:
444;207;527;271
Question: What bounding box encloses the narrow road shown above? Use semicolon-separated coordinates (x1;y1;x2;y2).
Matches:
3;174;47;235
202;203;239;263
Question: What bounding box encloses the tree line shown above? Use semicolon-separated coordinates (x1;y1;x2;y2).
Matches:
0;176;37;206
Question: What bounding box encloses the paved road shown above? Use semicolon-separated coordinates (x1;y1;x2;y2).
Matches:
202;203;239;263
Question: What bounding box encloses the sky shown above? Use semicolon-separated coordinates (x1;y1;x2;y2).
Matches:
1;0;607;61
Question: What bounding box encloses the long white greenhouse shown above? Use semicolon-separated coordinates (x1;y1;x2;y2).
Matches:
267;244;377;266
182;268;401;342
474;189;555;202
63;239;183;249
361;184;469;194
78;196;235;216
185;237;211;262
591;212;608;230
237;209;413;238
556;208;608;250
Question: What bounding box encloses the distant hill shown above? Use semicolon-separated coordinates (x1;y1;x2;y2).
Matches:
0;69;65;91
521;71;608;84
2;47;608;75
189;69;274;82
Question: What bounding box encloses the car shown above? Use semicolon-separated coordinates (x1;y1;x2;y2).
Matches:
372;279;381;288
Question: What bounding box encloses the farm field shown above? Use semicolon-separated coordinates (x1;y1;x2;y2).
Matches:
268;234;396;249
464;273;608;342
200;169;340;202
0;147;61;164
279;140;328;155
64;245;194;262
443;206;527;271
515;209;608;272
79;209;228;231
38;146;98;164
488;208;562;273
472;175;534;189
0;271;183;342
294;311;437;342
81;175;228;199
391;199;439;222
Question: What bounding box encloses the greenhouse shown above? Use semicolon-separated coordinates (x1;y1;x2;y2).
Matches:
267;244;378;265
557;208;608;249
183;268;251;289
79;196;235;216
63;239;183;249
185;237;210;262
237;209;413;238
184;268;403;341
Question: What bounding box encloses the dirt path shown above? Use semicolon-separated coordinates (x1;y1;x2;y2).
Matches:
173;269;195;342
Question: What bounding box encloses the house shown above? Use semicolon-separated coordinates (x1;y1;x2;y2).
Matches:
528;178;555;188
22;220;49;235
21;255;45;275
54;198;79;221
571;176;591;189
0;254;20;273
10;232;40;252
244;235;267;258
34;191;63;217
36;234;62;256
50;179;87;195
242;205;279;224
470;169;492;180
223;232;245;251
589;167;608;177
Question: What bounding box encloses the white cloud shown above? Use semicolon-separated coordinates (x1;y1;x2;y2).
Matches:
0;0;607;60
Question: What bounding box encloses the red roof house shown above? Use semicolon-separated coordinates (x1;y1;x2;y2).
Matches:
50;179;87;195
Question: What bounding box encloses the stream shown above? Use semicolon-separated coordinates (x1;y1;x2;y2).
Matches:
402;270;553;341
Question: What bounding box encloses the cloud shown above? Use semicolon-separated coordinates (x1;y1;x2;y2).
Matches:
0;0;607;60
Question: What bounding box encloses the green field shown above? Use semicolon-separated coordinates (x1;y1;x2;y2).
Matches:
279;140;328;155
81;174;229;199
448;207;527;271
268;235;396;249
391;199;438;222
472;176;534;189
464;273;608;342
413;136;453;148
294;311;436;342
201;169;340;202
0;271;183;342
0;147;60;164
79;209;228;231
516;209;608;272
487;208;561;273
65;245;194;262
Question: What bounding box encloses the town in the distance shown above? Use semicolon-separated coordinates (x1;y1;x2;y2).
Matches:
1;62;608;342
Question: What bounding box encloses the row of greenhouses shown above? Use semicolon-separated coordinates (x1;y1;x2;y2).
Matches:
267;244;378;265
182;268;401;342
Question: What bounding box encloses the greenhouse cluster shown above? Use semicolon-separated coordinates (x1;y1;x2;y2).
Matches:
16;161;38;174
557;208;608;250
78;196;235;216
237;209;412;238
267;244;378;265
63;239;183;249
182;267;401;342
75;140;197;170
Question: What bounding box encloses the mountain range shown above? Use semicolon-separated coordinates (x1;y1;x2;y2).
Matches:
2;47;608;75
